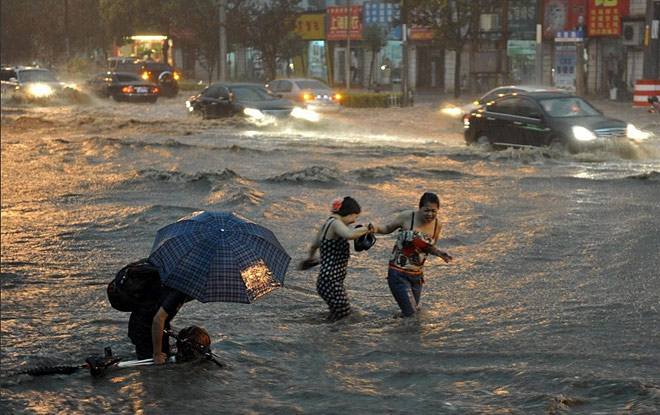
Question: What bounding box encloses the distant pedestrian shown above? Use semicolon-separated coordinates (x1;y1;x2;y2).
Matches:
303;197;371;321
370;192;453;317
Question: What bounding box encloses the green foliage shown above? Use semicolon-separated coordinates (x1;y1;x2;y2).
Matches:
66;57;92;75
341;92;403;108
231;0;302;80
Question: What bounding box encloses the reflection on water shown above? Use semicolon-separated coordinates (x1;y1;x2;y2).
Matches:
2;99;659;414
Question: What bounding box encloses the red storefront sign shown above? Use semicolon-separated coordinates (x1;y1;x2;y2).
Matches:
327;6;363;40
409;25;434;41
588;0;630;36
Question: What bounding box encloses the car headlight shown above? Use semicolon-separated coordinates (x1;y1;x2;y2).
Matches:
27;83;54;98
291;107;320;122
571;126;597;141
243;107;264;119
627;123;650;139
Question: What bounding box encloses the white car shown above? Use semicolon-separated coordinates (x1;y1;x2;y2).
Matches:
1;66;71;101
442;85;561;118
266;78;342;112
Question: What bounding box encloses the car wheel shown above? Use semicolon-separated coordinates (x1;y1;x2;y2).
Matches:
547;137;566;155
475;133;493;149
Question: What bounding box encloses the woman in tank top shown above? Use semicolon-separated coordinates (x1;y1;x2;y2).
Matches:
370;192;453;317
303;197;371;322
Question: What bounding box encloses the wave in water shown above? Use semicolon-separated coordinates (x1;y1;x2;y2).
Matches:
266;166;346;184
136;168;248;185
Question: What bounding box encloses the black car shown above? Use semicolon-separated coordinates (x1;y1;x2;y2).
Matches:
463;91;649;153
88;72;160;103
186;83;297;119
139;62;179;98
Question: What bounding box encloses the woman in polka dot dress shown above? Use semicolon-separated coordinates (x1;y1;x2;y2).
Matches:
304;197;371;322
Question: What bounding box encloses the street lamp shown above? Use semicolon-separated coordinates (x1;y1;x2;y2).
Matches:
218;0;227;82
346;0;351;91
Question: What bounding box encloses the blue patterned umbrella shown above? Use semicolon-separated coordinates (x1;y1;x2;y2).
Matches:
148;211;290;303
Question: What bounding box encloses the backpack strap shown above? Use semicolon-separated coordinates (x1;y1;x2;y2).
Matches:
410;212;415;230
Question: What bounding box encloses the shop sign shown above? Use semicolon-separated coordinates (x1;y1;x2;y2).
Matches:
327;6;363;40
295;14;325;40
542;0;588;40
587;0;630;36
507;40;536;55
509;0;537;39
363;1;402;40
409;25;434;41
554;44;577;91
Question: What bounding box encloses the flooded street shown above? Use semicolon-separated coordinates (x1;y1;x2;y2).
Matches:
2;95;660;414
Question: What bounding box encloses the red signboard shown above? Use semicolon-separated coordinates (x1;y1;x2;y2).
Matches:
587;0;630;36
326;6;363;40
409;25;435;41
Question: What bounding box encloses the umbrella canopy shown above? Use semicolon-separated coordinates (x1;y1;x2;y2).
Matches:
148;211;290;303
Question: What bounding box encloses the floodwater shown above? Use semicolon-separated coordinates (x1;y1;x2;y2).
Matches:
2;95;659;414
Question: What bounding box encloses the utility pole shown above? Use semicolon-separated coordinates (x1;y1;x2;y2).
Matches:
500;0;509;84
64;0;70;70
218;0;227;82
401;0;409;106
346;0;351;91
643;0;660;78
535;2;543;85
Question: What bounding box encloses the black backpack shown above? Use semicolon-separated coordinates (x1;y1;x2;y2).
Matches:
107;258;163;312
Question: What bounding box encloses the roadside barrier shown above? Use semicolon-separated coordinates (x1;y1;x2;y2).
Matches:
632;79;660;107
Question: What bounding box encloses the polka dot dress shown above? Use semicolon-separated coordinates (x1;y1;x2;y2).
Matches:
316;220;351;321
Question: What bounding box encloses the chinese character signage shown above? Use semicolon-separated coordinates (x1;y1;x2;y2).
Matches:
327;6;363;40
588;0;630;36
363;2;402;40
295;14;325;40
509;0;537;39
554;45;577;91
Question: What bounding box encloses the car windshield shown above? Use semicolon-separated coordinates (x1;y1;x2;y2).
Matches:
143;63;172;71
230;85;278;101
20;70;58;83
117;74;142;82
540;97;600;118
295;80;328;90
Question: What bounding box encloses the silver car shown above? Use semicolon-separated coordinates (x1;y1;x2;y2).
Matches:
266;78;341;112
454;85;562;118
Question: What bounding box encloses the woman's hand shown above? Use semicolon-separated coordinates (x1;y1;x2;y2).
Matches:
153;351;168;365
438;251;453;263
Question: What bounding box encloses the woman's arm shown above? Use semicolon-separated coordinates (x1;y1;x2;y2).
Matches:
332;220;370;240
369;211;408;235
307;224;324;259
151;307;169;364
427;223;453;263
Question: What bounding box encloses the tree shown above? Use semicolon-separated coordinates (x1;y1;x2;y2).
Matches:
279;32;304;76
408;0;478;97
1;0;106;68
362;24;387;90
231;0;302;81
170;0;221;84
